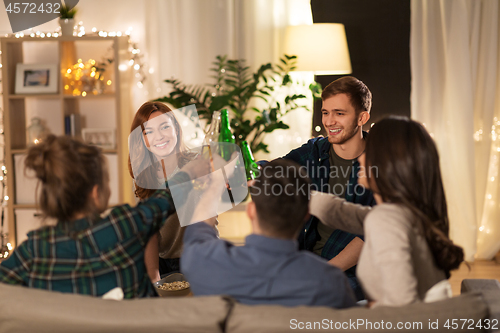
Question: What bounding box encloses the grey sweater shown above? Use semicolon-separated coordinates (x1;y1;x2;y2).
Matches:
309;191;447;307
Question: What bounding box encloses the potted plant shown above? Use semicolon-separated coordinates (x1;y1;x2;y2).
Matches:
59;4;78;36
155;55;311;155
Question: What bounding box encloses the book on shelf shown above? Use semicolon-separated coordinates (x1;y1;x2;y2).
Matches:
64;114;82;138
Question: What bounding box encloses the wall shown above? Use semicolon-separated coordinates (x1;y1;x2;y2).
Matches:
310;0;411;135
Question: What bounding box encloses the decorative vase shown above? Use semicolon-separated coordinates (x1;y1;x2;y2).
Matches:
59;18;75;36
27;117;47;146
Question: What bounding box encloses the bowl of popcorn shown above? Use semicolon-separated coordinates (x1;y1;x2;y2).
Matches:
154;273;192;297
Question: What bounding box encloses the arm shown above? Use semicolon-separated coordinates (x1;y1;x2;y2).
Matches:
144;233;161;282
281;140;313;163
139;155;211;234
366;206;419;307
99;171;194;252
0;241;31;285
309;191;370;235
328;237;364;271
185;152;238;227
135;171;193;235
181;222;230;296
181;151;237;275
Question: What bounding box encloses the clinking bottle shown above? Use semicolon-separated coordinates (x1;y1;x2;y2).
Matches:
240;141;261;181
219;109;236;161
204;110;221;145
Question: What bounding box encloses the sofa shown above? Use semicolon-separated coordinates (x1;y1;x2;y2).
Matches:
0;279;498;333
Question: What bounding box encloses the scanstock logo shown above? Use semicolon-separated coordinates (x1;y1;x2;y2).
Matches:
3;0;79;33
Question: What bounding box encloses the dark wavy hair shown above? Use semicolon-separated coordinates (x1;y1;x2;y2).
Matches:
365;116;464;278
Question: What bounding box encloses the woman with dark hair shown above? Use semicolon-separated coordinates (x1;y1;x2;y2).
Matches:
128;102;196;282
310;116;464;307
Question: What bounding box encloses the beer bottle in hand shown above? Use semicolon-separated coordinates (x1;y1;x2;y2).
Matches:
219;109;236;161
241;141;261;181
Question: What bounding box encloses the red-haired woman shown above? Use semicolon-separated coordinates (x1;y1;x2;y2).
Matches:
128;102;196;282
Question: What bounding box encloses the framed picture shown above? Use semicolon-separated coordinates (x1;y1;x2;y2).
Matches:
15;63;58;94
82;128;116;150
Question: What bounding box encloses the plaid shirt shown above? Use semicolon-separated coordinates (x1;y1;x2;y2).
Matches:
0;172;191;298
283;135;375;298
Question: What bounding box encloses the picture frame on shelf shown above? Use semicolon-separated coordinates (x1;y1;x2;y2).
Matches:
82;128;116;150
15;63;58;94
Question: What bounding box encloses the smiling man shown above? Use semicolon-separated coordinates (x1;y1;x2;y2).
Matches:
282;76;375;300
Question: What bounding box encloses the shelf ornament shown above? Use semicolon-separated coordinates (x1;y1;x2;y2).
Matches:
63;58;113;96
27;117;48;146
59;4;78;36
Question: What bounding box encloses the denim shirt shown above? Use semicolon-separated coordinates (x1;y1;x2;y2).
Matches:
283;134;376;279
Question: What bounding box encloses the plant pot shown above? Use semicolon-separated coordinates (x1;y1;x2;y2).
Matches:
59;18;74;36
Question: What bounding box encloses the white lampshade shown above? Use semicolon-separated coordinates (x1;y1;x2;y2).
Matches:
284;23;352;75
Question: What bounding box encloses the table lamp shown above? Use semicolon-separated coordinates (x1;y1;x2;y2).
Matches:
284;23;352;75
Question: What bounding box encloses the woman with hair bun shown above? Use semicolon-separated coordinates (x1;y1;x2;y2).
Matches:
0;135;208;298
310;116;464;307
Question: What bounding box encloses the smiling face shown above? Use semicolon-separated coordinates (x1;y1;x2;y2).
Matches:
322;93;367;145
142;111;178;159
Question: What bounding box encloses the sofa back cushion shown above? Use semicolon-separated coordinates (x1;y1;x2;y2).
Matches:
0;284;230;333
226;293;489;333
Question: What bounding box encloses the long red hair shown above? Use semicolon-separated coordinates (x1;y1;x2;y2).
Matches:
128;102;192;199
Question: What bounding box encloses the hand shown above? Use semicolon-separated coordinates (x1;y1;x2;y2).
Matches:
203;215;218;227
152;272;161;283
180;155;212;180
193;152;239;210
211;151;239;179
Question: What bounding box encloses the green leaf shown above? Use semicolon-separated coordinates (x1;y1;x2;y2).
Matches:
282;74;291;86
309;81;323;99
263;122;290;133
290;94;307;100
210;96;231;111
253;142;270;154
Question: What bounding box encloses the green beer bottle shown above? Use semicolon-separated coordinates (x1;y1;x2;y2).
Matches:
241;141;261;181
219;109;236;161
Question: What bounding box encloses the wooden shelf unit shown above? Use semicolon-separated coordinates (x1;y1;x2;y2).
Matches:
0;36;135;248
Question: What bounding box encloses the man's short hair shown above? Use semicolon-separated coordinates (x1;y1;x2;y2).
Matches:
321;76;372;114
249;159;310;238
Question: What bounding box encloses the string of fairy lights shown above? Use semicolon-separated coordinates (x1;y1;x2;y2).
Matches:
0;58;11;259
0;24;148;259
9;22;147;88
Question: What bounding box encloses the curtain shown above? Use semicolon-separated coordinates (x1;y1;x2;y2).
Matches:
411;0;500;260
143;0;313;159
